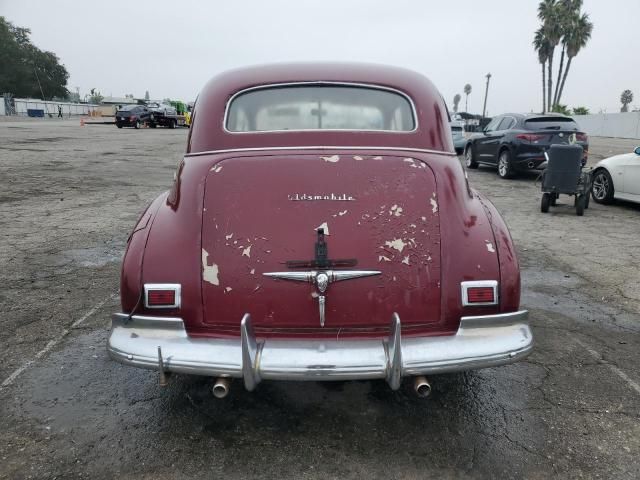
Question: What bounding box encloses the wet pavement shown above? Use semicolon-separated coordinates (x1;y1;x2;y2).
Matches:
0;120;638;479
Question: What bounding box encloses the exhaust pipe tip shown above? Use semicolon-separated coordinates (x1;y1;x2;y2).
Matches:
528;161;535;169
212;377;231;399
413;375;432;398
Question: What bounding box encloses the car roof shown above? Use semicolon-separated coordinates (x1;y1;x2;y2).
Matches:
187;62;453;154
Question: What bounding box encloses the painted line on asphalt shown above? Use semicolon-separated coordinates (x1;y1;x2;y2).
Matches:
574;338;640;396
0;293;117;389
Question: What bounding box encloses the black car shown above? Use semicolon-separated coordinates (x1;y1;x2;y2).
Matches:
115;105;152;129
463;114;589;178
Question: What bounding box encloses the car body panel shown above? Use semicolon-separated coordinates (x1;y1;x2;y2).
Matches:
594;151;640;202
111;63;529;388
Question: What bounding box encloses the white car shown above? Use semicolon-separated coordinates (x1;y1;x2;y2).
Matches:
591;146;640;205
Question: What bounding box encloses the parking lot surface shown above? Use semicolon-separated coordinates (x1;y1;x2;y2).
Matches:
1;120;638;479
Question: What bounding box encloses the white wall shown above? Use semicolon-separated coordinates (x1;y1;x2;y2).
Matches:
573;112;640;139
11;99;97;116
0;100;4;116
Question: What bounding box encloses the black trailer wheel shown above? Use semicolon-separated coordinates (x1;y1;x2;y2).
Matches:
585;192;590;209
541;193;550;213
576;194;586;216
550;193;558;206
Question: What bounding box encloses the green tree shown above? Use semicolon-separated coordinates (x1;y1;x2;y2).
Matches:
533;27;551;113
88;88;103;104
452;93;461;113
551;103;571;115
0;17;69;98
534;1;593;112
538;0;562;111
620;90;633;112
463;84;472;112
556;11;593;105
572;106;589;115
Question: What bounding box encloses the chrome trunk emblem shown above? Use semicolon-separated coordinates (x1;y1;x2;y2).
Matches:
262;270;381;327
263;228;380;327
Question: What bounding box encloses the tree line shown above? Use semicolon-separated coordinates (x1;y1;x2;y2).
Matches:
533;0;593;114
0;16;69;99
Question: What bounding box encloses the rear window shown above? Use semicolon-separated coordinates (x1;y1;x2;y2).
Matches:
525;117;579;130
451;126;463;132
118;105;138;112
226;85;415;132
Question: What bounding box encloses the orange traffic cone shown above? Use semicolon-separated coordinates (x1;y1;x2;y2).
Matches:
80;117;85;126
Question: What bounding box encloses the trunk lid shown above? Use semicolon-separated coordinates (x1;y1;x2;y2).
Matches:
200;152;441;332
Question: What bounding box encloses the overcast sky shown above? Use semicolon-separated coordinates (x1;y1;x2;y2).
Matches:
1;0;638;114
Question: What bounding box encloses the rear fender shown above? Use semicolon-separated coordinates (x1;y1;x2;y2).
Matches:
476;194;521;312
120;193;168;312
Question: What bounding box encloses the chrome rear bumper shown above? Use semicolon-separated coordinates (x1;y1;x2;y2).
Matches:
107;311;532;390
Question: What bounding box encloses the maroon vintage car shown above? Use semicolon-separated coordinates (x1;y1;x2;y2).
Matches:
108;63;532;398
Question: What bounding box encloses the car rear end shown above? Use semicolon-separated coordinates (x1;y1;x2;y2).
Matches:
450;121;466;154
115;107;139;127
512;116;588;170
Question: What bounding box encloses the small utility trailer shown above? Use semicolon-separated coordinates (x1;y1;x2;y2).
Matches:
540;144;591;216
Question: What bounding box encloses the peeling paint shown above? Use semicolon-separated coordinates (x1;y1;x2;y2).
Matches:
311;292;319;298
225;287;232;293
486;242;496;253
250;268;255;275
338;209;348;216
402;255;411;265
409;223;417;228
430;196;438;214
315;222;330;235
372;156;383;160
242;245;252;258
322;155;340;163
201;249;220;286
211;165;223;173
353;155;364;161
421;216;427;222
389;204;403;217
378;255;391;262
384;238;407;253
225;233;233;240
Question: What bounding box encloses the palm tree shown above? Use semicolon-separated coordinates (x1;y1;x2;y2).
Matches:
620;90;633;112
556;12;593;105
538;0;562;111
463;84;472;112
533;27;550;113
452;94;461;113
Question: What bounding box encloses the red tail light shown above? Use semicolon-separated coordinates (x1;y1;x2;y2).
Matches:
576;132;588;142
467;288;495;303
516;134;545;142
461;281;498;306
144;284;181;308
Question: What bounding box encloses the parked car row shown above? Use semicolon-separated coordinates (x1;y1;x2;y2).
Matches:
115;102;186;129
452;114;639;206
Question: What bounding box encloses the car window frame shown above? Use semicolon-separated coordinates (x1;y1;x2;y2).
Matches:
484;117;502;132
223;81;419;135
497;116;516;131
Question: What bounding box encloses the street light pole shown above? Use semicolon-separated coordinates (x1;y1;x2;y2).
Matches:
482;73;492;118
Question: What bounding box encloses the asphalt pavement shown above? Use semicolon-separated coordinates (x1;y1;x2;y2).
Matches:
0;119;638;479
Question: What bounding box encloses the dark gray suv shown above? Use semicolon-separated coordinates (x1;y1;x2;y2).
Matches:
464;114;589;178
